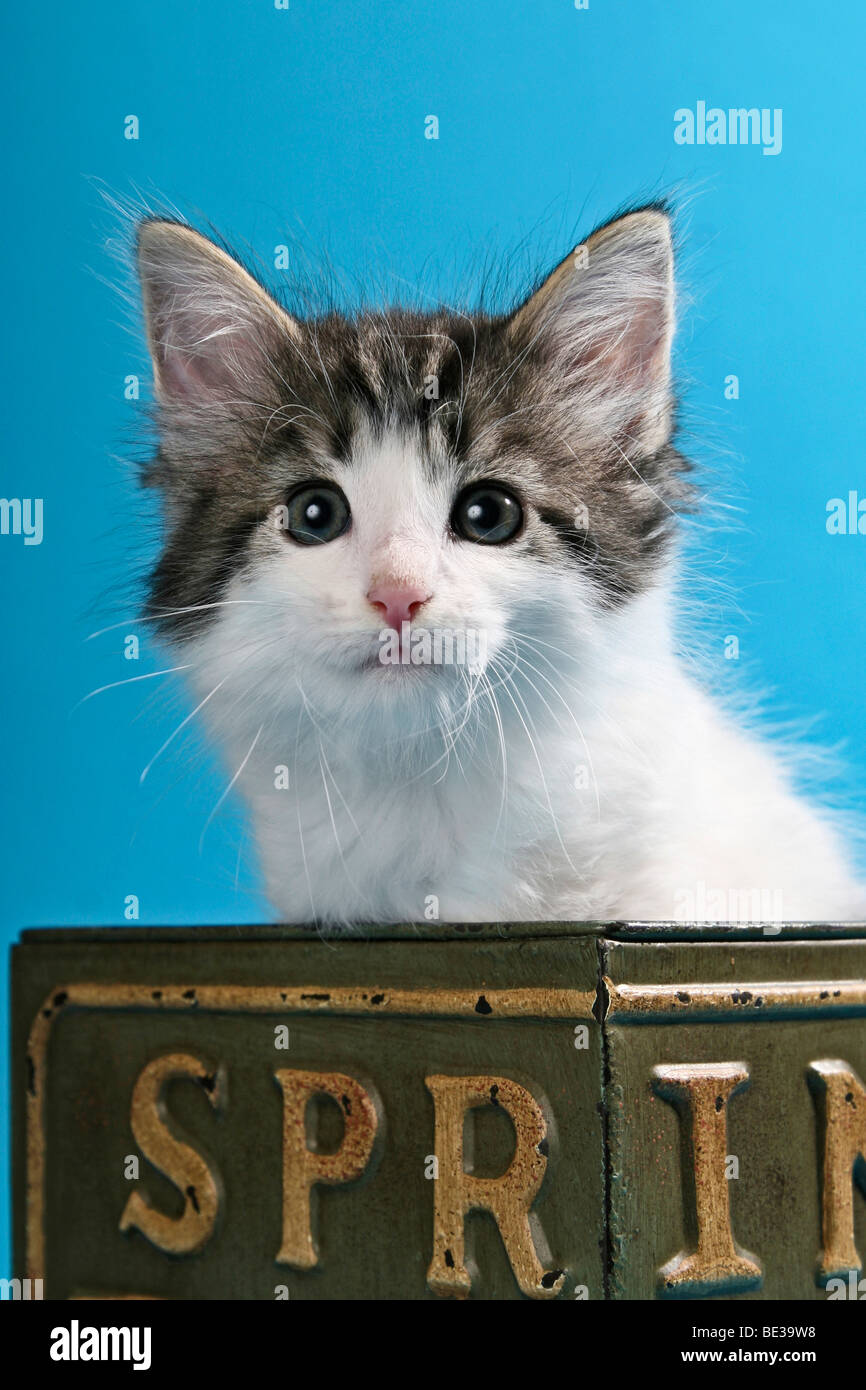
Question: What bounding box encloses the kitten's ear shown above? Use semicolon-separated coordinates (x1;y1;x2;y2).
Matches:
510;208;675;453
136;220;300;406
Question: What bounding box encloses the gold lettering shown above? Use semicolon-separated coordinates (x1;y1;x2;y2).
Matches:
652;1062;761;1295
275;1070;378;1268
808;1059;866;1280
118;1053;224;1254
425;1074;563;1299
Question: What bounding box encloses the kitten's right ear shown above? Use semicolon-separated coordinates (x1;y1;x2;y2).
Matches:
136;220;300;406
509;208;675;454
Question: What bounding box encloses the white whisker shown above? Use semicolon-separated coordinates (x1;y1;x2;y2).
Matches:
140;674;230;784
75;664;193;709
199;723;263;852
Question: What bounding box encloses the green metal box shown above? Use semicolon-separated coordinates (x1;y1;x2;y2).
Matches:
10;923;866;1300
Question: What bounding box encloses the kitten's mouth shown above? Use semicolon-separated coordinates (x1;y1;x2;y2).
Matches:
353;624;488;676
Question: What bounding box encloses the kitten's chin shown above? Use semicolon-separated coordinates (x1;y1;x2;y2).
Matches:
313;647;479;720
356;653;451;676
353;655;464;693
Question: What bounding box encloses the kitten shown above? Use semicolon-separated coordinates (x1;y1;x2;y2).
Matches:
135;206;865;925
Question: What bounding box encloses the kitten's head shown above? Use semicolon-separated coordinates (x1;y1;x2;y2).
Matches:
136;207;687;731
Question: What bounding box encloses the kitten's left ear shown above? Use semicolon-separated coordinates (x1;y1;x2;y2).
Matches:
510;208;675;454
136;220;301;407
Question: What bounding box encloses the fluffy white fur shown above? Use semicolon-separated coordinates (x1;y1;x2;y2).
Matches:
183;424;865;926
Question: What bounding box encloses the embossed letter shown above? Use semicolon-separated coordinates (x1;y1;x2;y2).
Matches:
652;1062;761;1295
275;1070;378;1268
425;1074;564;1298
808;1060;866;1280
119;1052;224;1254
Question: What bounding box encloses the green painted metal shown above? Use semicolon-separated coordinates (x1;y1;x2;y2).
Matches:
10;925;866;1300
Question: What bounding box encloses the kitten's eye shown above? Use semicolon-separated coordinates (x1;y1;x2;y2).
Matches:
452;484;523;545
283;483;350;545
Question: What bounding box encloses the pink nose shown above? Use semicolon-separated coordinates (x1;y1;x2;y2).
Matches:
367;582;431;629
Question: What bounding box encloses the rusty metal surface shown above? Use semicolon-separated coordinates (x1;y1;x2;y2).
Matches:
10;927;866;1299
602;937;866;1299
12;931;603;1300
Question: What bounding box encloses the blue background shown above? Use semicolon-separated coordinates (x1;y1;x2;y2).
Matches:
2;0;864;1272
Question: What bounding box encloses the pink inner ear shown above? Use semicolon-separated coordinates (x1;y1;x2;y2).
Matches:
573;297;668;390
157;321;258;403
158;346;215;400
